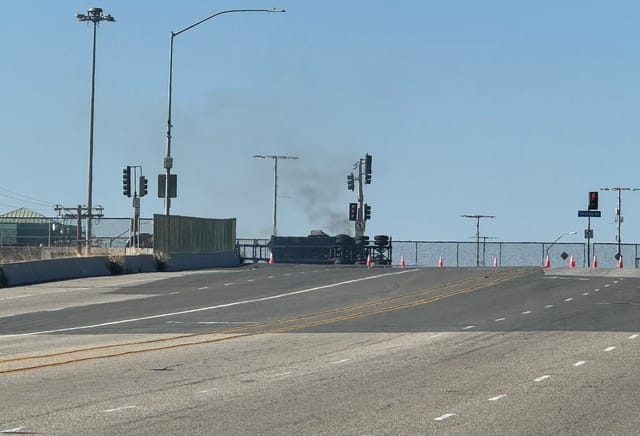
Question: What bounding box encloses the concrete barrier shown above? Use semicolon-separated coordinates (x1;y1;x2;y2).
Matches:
162;250;240;272
0;256;111;287
0;250;241;288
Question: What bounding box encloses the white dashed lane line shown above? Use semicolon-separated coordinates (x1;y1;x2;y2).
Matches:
629;334;638;340
604;284;610;288
331;359;351;364
545;304;554;309
224;283;234;286
488;394;507;402
104;405;137;413
573;361;586;367
197;286;208;290
434;413;456;421
463;325;476;330
495;317;506;322
582;292;590;296
604;346;616;352
564;298;574;302
534;375;550;382
521;311;532;315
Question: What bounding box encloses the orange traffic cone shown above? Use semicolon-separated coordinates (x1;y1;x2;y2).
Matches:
592;256;598;268
366;254;372;268
544;254;550;268
569;255;576;268
493;257;498;267
400;256;405;269
438;256;443;268
617;256;623;269
268;253;274;264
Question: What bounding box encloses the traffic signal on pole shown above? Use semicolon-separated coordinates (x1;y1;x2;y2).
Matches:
349;202;358;221
347;173;355;191
139;176;148;197
588;191;598;210
364;154;372;184
364;204;372;220
122;166;131;197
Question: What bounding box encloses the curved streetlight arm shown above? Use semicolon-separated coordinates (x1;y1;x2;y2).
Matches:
545;231;577;257
173;8;285;37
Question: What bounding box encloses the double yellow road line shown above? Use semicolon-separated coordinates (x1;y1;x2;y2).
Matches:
0;268;535;374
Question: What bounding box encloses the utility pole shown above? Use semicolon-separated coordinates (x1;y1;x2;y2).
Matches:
600;187;639;263
461;214;496;267
55;204;104;252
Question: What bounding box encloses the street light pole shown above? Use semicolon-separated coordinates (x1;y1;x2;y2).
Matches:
461;214;495;267
600;187;639;259
253;155;299;236
164;8;285;217
77;7;115;254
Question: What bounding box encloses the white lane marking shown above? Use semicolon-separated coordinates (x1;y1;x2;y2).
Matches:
495;317;506;322
224;283;234;286
613;281;619;284
522;311;532;315
283;273;291;276
429;333;444;339
573;361;586;367
267;276;274;279
604;346;616;352
0;269;415;338
331;359;351;364
564;298;574;302
271;372;293;377
594;288;600;292
197;286;208;290
583;292;590;296
488;394;506;401
168;291;180;295
299;272;306;274
604;284;610;288
434;413;456;421
629;334;639;340
247;279;255;282
312;270;320;273
463;325;476;330
534;375;550;382
1;428;28;434
165;321;184;324
545;305;554;309
198;389;217;393
0;294;33;301
104;405;137;413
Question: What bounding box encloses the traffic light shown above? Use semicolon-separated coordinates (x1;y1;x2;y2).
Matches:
364;204;372;220
122;166;131;197
139;176;148;197
347;173;355;191
588;191;598;210
364;154;372;184
349;202;358;221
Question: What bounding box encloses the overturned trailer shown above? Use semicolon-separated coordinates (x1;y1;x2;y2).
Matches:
268;231;392;265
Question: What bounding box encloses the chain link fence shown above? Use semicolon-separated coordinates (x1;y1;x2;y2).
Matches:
393;241;640;269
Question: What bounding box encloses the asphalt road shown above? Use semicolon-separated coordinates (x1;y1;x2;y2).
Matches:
0;265;639;435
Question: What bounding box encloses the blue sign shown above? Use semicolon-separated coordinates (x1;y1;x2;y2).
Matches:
578;210;601;218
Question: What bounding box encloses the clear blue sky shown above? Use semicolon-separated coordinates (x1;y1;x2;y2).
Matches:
3;1;640;244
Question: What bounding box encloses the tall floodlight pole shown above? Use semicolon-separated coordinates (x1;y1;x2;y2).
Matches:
461;214;495;267
76;7;115;254
164;8;285;217
600;187;639;260
253;155;299;236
